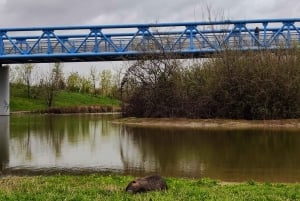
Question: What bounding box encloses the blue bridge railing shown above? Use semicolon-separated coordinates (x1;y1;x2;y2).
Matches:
0;18;300;63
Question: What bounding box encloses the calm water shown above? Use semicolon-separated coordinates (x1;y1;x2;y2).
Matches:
1;114;300;182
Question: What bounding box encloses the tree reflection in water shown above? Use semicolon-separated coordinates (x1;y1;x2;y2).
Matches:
119;126;300;182
7;114;300;182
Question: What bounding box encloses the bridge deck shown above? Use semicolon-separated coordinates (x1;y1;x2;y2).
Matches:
0;18;300;64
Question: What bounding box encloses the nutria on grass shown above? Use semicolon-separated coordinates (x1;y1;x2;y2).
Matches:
125;175;168;194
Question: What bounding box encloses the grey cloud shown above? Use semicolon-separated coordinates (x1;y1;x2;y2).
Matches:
0;0;135;27
0;0;298;28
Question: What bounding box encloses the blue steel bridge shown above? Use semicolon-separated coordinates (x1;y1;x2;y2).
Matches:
0;18;300;64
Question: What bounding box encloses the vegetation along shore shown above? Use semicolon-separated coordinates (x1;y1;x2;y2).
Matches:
121;48;300;120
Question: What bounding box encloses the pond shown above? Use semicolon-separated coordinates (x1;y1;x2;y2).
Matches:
1;114;300;182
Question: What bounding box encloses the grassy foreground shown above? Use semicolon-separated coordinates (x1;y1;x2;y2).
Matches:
0;174;299;201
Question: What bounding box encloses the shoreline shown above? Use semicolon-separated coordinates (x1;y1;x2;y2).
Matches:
9;112;300;130
112;117;300;130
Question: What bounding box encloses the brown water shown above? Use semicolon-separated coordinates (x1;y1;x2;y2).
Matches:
1;114;300;182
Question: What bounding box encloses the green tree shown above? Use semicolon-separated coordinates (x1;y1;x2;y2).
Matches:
66;72;82;92
80;77;92;94
100;70;112;97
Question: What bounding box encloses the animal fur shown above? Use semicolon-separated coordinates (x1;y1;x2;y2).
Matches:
125;175;168;193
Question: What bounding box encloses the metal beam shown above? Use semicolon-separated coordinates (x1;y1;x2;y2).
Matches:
0;18;299;63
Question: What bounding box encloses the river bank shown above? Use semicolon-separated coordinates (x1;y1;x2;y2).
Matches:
113;117;300;130
10;111;300;130
0;174;299;201
10;105;121;115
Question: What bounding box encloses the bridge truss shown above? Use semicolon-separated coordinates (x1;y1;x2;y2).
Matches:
0;18;300;64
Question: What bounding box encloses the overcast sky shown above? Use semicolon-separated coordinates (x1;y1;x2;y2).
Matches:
1;0;299;74
0;0;299;27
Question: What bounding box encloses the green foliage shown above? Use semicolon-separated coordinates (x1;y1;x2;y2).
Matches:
0;175;299;201
66;72;82;92
65;69;119;98
196;178;220;187
100;69;113;97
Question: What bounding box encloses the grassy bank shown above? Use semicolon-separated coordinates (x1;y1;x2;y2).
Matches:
10;84;120;113
0;175;299;201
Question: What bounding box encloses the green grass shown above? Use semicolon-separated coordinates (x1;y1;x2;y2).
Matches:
55;91;120;107
0;175;299;201
10;84;120;112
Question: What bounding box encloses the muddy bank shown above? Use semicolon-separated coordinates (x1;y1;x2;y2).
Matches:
113;117;300;130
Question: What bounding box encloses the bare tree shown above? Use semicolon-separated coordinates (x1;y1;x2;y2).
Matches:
111;65;127;99
89;65;98;96
14;63;35;98
39;63;63;107
120;30;186;117
52;62;65;89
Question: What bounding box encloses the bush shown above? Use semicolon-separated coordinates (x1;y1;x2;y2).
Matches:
122;48;300;120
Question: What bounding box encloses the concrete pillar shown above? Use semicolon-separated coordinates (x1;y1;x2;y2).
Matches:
0;116;9;172
0;65;9;115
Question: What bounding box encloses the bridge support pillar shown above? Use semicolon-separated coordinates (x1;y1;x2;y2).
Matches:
0;65;9;116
